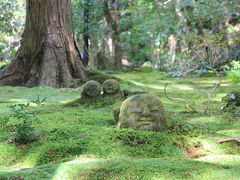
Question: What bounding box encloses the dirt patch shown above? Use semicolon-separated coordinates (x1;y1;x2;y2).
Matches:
186;147;205;159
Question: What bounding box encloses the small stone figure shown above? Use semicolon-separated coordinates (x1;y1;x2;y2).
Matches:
102;79;123;98
81;80;101;100
116;94;166;131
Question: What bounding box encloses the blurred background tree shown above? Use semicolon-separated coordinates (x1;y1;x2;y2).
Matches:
0;0;25;66
1;0;240;78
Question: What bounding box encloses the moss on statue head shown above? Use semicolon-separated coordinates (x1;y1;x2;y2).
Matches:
117;94;166;131
82;80;101;97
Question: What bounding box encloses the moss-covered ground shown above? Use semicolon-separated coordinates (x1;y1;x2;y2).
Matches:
0;71;240;180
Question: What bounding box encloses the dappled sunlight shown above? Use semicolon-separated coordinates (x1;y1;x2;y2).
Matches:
52;156;98;180
218;129;240;137
167;84;194;90
147;84;165;90
128;80;148;88
1;0;240;177
9;99;28;103
1;73;240;179
200;139;226;155
197;155;240;164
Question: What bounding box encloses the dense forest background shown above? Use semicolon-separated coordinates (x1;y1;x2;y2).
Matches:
0;1;240;179
0;0;240;77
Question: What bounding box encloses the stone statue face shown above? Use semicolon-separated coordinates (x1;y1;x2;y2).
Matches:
118;94;165;131
103;79;120;94
83;80;101;97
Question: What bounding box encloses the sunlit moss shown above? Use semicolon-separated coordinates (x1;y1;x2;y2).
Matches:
0;72;239;179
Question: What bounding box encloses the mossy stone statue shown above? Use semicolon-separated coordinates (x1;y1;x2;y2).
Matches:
81;80;101;98
117;94;166;131
102;79;123;98
65;80;101;106
112;102;123;123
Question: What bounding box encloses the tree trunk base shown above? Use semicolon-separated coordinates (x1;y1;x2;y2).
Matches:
0;0;85;88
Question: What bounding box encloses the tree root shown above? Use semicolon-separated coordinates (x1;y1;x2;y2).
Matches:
217;138;240;144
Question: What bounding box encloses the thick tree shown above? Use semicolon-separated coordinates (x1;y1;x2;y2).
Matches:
0;0;85;88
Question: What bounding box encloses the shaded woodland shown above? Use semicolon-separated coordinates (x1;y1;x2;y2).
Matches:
0;0;240;180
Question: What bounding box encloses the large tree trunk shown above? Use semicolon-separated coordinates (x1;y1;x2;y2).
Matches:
0;0;85;88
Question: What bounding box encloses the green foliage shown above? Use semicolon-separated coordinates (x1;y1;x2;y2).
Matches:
5;97;46;144
0;144;21;166
0;0;25;62
167;120;211;137
221;91;240;115
227;61;240;83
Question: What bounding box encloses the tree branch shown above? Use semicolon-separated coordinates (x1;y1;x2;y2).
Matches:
164;83;197;113
203;80;222;114
217;138;240;144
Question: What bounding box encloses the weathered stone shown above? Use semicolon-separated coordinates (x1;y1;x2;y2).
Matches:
112;102;123;123
103;79;120;94
82;80;101;97
117;94;166;131
102;79;123;98
222;91;240;111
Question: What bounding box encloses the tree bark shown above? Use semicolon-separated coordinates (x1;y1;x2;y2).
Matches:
82;0;90;67
150;0;158;70
0;0;85;88
103;0;122;71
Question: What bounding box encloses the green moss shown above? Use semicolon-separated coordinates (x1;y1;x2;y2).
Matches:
0;72;240;180
85;69;122;84
0;144;22;166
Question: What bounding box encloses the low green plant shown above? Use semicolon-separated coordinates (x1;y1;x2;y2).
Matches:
5;97;46;144
227;61;240;83
167;120;211;137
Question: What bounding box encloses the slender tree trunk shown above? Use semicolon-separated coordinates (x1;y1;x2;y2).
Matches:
103;0;122;71
150;0;158;70
0;0;85;88
175;0;189;35
82;0;90;67
168;34;177;67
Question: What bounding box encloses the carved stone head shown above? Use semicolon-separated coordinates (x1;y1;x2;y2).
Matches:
117;94;165;131
103;79;120;94
82;80;101;97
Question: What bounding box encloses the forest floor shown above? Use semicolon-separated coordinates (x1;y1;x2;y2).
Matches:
0;70;240;180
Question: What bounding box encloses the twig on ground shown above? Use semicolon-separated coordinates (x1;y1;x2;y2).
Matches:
164;83;197;113
204;80;222;114
217;138;240;144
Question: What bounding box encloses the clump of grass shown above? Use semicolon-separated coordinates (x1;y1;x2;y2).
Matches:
167;120;212;137
0;144;22;166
